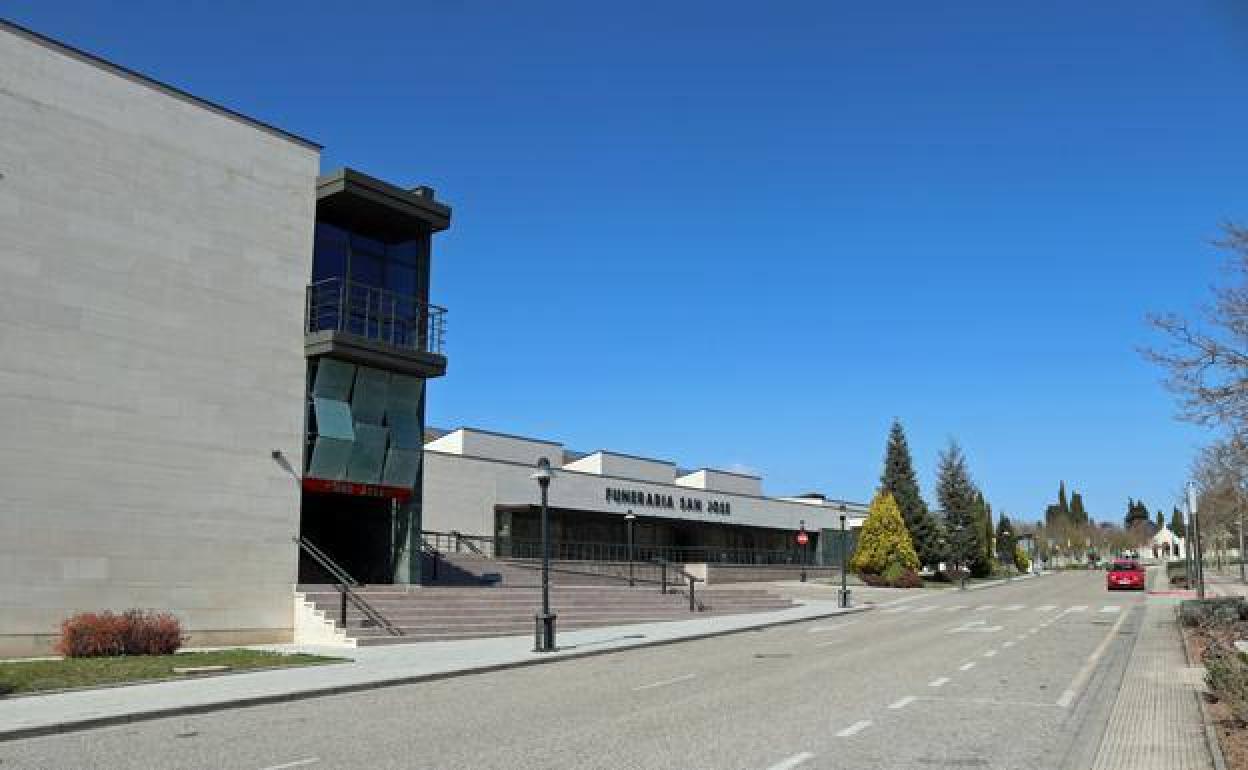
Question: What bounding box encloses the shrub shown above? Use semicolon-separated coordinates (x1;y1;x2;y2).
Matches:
1205;639;1248;724
851;491;920;577
1013;544;1031;573
57;610;183;658
121;610;183;655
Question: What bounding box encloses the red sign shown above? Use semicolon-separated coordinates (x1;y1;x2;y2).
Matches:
302;477;413;502
796;530;809;546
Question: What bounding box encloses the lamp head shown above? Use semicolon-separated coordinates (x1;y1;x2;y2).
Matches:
531;456;554;486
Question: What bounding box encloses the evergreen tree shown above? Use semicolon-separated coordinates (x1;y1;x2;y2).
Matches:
1124;499;1151;530
1155;510;1165;532
970;490;994;577
1170;507;1187;538
936;440;984;576
1058;481;1070;519
996;513;1018;562
1070;492;1087;524
850;491;920;576
880;420;940;568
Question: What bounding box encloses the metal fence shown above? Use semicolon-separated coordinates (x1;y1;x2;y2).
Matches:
420;531;815;566
306;276;447;354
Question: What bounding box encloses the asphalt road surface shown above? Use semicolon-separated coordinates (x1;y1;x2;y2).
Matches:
0;572;1147;769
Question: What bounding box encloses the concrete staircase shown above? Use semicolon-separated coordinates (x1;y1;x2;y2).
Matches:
298;559;798;646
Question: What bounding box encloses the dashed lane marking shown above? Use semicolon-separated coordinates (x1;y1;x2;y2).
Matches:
1037;604;1057;612
929;677;951;687
836;720;873;737
633;673;696;691
959;662;976;671
882;607;910;613
259;760;320;770
975;605;996;611
984;650;998;657
913;606;938;613
1099;605;1121;614
889;696;918;710
945;605;968;611
1068;605;1088;613
1003;604;1025;611
766;751;815;770
1003;641;1015;648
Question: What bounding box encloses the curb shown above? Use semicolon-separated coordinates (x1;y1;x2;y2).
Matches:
0;605;869;742
1176;603;1229;770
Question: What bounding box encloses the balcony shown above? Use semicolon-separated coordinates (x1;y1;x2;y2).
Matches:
305;276;448;378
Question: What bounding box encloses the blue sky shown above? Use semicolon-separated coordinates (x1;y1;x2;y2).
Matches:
8;1;1247;524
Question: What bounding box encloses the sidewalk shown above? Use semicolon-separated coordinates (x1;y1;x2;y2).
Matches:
0;598;863;741
1090;569;1217;770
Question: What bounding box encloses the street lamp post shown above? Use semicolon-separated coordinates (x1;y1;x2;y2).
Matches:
1000;527;1013;582
625;510;636;587
1189;481;1205;600
798;519;808;583
838;508;851;608
953;523;968;591
532;457;556;652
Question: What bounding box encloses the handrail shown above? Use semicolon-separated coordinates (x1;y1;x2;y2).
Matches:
650;557;706;612
450;530;487;556
293;536;402;637
417;536;442;582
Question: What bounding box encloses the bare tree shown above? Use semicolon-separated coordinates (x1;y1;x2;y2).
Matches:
1143;224;1248;429
1191;439;1248;568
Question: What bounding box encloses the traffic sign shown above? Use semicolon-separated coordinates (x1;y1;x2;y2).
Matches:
796;530;809;546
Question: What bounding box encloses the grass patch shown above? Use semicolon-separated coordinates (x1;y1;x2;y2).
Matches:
0;649;345;695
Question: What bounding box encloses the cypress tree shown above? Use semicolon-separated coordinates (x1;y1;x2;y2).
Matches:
880;420;940;568
1155;510;1165;532
1170;507;1186;538
1070;492;1087;524
1058;481;1070;519
936;440;984;576
995;514;1018;561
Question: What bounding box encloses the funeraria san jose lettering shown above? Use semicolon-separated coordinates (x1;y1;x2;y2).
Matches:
604;487;731;515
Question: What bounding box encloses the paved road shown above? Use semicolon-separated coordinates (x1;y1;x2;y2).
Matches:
0;573;1147;769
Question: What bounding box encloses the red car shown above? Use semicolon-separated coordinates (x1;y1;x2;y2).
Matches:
1107;559;1145;590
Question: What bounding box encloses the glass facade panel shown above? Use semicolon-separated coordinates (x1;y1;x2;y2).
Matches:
382;448;422;488
312;397;355;440
346;422;388;483
308;437;352;480
312;223;349;282
312;359;355;400
386;374;424;449
351;366;390;425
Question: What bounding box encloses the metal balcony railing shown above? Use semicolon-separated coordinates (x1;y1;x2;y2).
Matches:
306;276;446;355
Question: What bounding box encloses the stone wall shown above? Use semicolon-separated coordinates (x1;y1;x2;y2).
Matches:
0;25;319;655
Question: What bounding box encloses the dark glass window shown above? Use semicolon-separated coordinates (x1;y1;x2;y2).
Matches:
312;223;348;282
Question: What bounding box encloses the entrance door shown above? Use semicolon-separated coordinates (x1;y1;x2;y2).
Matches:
299;492;394;584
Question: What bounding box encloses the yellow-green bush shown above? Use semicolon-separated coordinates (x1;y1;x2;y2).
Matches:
1013;544;1030;573
851;491;920;576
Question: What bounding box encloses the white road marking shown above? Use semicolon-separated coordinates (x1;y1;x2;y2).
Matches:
633;673;696;691
984;650;998;657
260;760;320;770
815;639;842;648
1016;634;1027;640
836;720;873;737
975;605;995;611
945;605;968;611
889;695;918;709
1068;605;1088;612
1037;604;1057;612
1003;641;1015;648
766;751;815;770
808;621;858;634
959;662;976;671
1057;605;1130;708
1099;605;1121;614
1003;604;1025;611
949;620;1003;634
882;607;910;613
929;677;951;687
913;606;938;613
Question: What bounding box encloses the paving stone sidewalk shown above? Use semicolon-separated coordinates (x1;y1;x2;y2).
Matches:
1090;588;1216;769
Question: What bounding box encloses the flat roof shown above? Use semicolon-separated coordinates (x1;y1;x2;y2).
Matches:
1;18;321;151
